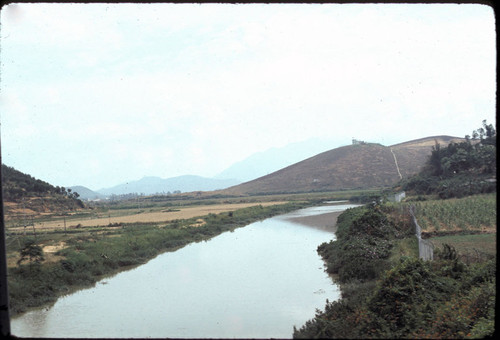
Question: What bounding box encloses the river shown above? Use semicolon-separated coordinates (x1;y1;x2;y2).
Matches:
11;203;359;338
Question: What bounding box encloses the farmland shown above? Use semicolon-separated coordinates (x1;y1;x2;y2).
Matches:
294;193;496;339
4;190;368;317
400;193;496;234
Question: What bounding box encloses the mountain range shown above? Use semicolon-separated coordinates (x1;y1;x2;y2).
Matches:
70;176;241;200
69;135;464;199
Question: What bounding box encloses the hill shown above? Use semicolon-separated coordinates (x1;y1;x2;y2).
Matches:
219;136;465;195
1;164;85;217
68;185;106;201
389;135;467;178
214;138;341;182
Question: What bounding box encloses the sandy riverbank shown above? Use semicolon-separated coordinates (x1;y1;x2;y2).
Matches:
285;211;344;232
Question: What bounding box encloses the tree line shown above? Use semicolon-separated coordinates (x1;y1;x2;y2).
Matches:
1;164;83;209
399;120;496;198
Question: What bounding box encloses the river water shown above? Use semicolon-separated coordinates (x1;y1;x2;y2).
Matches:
11;203;358;338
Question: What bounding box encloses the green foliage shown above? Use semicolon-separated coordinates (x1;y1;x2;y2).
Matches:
17;239;45;270
399;120;496;198
295;201;496;339
2;163;85;211
7;202;307;316
2;164;55;199
318;204;405;283
296;254;496;338
401;194;496;232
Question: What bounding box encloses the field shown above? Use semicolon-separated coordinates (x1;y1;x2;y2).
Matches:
4;190;368;233
6;199;323;316
4;191;362;268
400;193;496;233
430;233;496;262
4;200;290;269
6;201;289;233
387;193;497;264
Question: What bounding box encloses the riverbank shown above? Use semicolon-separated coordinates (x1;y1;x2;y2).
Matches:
293;201;497;339
286;211;344;231
7;202;311;317
11;204;352;338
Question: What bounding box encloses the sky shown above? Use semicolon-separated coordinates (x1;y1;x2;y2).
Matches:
0;3;496;191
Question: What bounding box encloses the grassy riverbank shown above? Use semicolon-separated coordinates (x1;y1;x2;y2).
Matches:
7;201;309;317
294;196;496;339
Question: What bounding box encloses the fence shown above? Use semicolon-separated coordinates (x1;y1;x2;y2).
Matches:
409;205;434;261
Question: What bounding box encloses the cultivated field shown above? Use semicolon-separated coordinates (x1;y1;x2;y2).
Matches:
401;193;497;233
7;201;289;233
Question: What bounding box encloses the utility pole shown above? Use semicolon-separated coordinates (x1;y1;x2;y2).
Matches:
22;197;26;236
32;216;36;240
0;139;12;336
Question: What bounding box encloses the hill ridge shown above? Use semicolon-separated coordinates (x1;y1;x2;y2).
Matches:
219;135;465;195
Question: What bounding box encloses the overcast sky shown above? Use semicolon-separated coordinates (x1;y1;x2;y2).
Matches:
0;3;496;190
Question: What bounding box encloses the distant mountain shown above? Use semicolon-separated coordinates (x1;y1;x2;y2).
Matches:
96;175;241;196
215;138;343;182
219;136;465;195
68;186;106;201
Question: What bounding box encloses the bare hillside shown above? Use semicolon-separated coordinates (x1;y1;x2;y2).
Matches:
220;136;465;195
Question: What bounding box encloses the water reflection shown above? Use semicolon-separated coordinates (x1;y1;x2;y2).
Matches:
12;204;354;338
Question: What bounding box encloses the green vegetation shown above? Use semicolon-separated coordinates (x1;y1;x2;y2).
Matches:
431;234;496;263
317;204;413;283
399;120;496;199
2;164;85;217
7;202;308;316
16;239;45;271
2;164;82;201
4;119;496;337
2;165;56;199
395;194;496;233
294;203;496;339
294;120;496;339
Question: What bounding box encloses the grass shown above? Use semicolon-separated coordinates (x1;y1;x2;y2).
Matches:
6;201;314;316
430;233;496;263
295;197;496;339
393;193;496;233
385;193;496;264
389;237;419;263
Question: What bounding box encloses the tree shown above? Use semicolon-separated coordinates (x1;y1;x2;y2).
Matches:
400;119;496;197
17;239;45;271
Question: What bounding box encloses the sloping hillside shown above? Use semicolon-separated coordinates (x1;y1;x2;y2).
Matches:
68;185;106;201
220;136;464;195
390;135;466;178
2;164;85;218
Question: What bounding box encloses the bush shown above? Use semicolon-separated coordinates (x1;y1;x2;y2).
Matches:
318;204;397;283
295;202;496;339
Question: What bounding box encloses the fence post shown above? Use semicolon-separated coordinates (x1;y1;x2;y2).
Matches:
409;204;434;261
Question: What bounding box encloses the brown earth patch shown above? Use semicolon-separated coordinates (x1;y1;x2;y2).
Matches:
7;241;67;268
189;219;206;228
285;211;343;232
9;202;288;233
